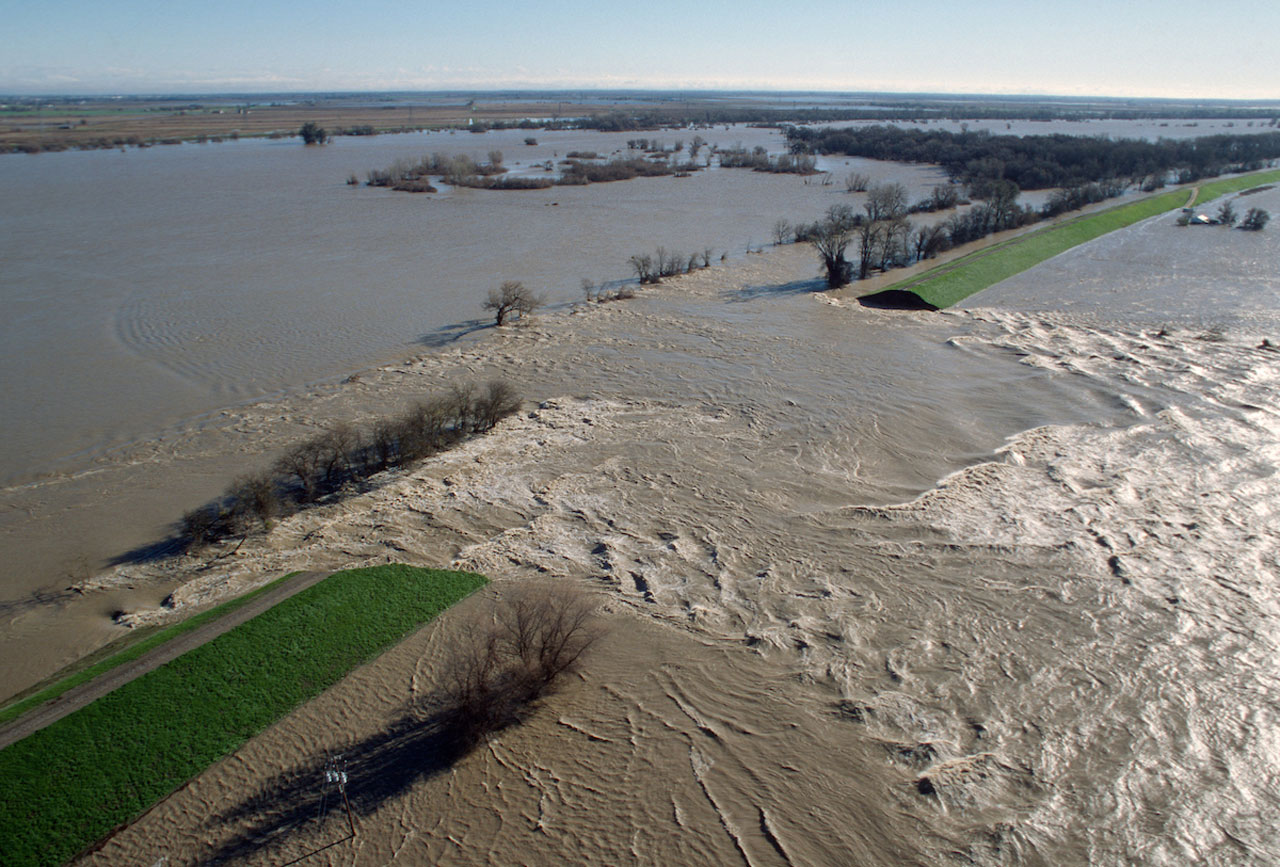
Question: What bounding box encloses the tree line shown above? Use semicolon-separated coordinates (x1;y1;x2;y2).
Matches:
786;125;1280;190
180;380;521;550
790;180;1067;288
562;105;1280;133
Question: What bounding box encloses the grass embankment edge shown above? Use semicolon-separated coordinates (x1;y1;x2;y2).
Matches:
875;167;1280;309
0;572;303;725
0;563;488;867
1187;171;1280;207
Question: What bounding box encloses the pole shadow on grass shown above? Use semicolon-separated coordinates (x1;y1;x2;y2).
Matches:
202;698;475;864
726;277;826;303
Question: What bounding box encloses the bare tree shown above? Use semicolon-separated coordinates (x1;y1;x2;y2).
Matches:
812;220;854;288
274;438;328;503
629;253;656;284
911;223;950;262
497;584;603;685
845;171;870;192
484;280;541;326
856;220;888;280
448;382;478;432
472;379;522;432
856;183;910;279
439;584;605;749
864;182;909;223
316;423;360;489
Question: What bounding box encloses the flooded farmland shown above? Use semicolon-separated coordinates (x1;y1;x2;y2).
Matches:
3;121;1279;865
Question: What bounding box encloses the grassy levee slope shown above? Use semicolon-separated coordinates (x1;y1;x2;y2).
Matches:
1187;169;1280;207
0;564;487;867
876;168;1280;310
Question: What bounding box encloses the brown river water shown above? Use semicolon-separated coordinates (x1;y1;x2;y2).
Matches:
2;123;1279;865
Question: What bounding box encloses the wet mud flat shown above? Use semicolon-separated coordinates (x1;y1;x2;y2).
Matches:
7;228;1280;864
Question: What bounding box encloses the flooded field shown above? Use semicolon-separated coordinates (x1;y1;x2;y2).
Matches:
0;124;953;492
3;123;1279;865
70;234;1280;865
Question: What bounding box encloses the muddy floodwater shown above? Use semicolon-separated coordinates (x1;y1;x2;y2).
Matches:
3;126;1280;865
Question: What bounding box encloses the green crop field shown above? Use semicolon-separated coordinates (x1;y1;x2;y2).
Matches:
0;564;487;867
881;168;1280;310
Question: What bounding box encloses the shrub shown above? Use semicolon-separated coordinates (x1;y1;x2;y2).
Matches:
718;146;817;174
274;438;328;504
1241;207;1271;231
909;184;962;214
226;472;280;531
369;419;403;470
391;178;438;193
629;253;656;284
448;382;478;433
472;380;522;432
455;175;552;190
1040;181;1122;218
179;504;224;551
316;423;360;490
558;156;680;185
298;122;327;145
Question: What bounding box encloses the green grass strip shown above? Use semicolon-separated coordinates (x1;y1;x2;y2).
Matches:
887;168;1280;309
1188;169;1280;207
898;190;1187;309
0;564;487;867
0;572;303;726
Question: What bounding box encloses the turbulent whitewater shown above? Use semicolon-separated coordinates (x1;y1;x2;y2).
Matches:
64;190;1280;865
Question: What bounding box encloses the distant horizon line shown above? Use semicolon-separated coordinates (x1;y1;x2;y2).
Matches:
3;87;1278;106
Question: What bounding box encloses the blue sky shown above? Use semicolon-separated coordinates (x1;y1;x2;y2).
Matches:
3;0;1277;98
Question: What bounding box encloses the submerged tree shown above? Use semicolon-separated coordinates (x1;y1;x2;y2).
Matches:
810;205;858;288
439;583;605;750
298;121;328;145
1240;207;1271;231
856;183;909;279
1216;199;1238;226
